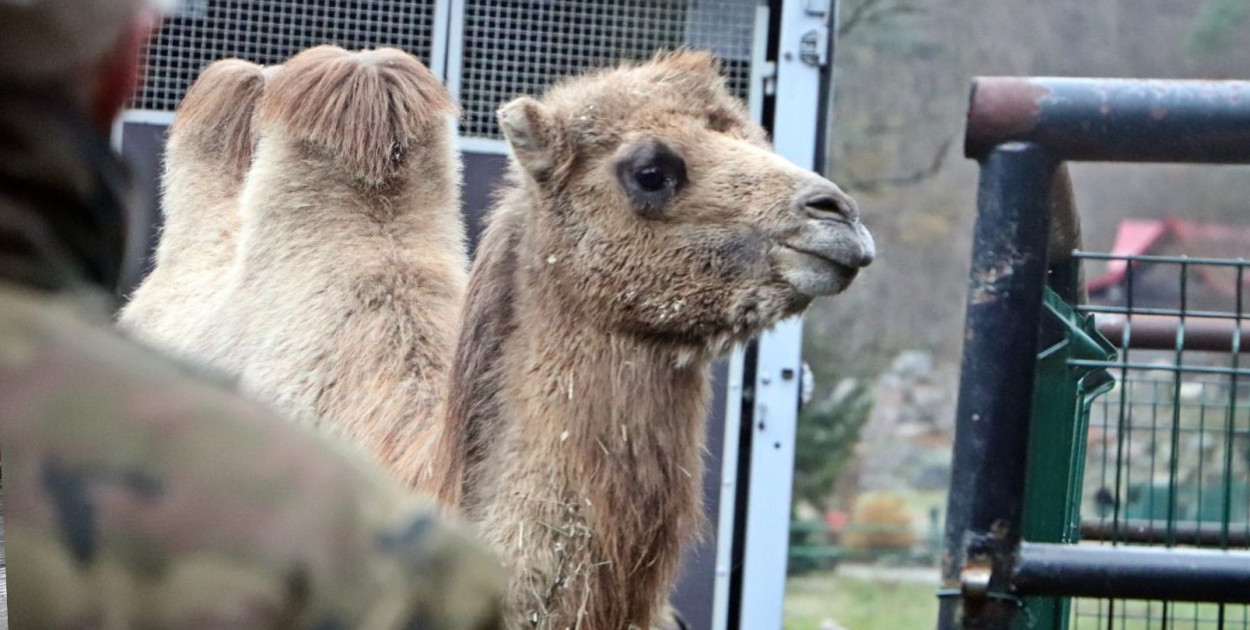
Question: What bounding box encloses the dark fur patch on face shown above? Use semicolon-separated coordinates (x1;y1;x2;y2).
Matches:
614;140;687;219
710;232;766;280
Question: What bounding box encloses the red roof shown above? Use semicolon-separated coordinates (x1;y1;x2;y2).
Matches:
1087;218;1250;295
1087;219;1172;292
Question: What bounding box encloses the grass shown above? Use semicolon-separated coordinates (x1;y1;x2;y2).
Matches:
784;578;1250;630
784;570;938;630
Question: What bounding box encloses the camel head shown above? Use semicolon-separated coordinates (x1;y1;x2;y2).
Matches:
497;50;874;350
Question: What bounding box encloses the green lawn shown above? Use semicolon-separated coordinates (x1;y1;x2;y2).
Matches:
785;571;938;630
784;578;1250;630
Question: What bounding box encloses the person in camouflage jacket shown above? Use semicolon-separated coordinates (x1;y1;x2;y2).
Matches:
0;1;505;627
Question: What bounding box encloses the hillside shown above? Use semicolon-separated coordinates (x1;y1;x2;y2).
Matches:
805;0;1250;390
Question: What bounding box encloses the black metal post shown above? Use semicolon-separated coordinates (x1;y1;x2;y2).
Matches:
938;142;1057;630
1013;543;1250;604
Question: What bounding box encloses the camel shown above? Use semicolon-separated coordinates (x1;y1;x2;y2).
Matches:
440;51;874;629
123;45;468;488
204;45;468;486
118;58;273;360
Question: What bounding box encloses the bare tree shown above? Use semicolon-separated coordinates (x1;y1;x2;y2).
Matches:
838;0;923;38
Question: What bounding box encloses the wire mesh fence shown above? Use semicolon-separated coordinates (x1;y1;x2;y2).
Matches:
1072;252;1249;629
135;0;438;112
134;0;762;141
456;0;758;139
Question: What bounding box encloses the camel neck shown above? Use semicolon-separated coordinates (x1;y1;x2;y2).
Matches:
525;307;710;435
478;274;713;627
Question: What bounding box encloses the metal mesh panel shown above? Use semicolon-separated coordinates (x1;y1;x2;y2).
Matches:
1072;253;1250;629
457;0;759;139
136;1;437;111
1072;599;1250;629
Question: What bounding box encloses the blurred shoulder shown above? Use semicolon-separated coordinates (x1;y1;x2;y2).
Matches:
0;283;505;628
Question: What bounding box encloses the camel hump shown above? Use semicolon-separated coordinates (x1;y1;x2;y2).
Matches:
257;45;456;186
170;58;268;174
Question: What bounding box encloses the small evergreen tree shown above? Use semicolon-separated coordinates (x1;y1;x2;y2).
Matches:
793;379;873;515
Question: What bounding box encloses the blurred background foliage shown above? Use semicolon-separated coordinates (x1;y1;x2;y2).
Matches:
788;2;1250;625
808;0;1250;397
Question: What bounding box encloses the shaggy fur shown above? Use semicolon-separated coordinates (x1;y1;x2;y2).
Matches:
118;59;269;356
444;51;875;629
194;46;467;487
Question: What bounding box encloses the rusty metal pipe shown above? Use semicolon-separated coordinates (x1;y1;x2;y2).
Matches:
966;77;1250;163
1094;314;1247;353
1081;518;1250;548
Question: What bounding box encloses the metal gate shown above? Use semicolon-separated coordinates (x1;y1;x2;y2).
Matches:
939;77;1250;629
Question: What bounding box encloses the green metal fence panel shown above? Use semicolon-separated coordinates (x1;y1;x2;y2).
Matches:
1020;288;1117;630
1071;255;1250;629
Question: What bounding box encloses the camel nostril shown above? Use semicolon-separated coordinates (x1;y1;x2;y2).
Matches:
799;192;857;222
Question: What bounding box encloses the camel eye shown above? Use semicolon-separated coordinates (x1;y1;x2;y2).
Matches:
616;140;688;219
635;167;666;192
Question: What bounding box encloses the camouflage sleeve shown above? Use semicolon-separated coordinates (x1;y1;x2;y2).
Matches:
0;287;504;629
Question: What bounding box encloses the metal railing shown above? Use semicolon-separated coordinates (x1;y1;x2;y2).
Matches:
939;77;1250;630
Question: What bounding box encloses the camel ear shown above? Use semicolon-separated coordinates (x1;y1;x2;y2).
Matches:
499;96;558;181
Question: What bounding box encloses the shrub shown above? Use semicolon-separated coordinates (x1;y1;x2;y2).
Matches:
843;491;916;551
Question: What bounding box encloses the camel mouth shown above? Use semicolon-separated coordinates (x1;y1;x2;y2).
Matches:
773;245;861;297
